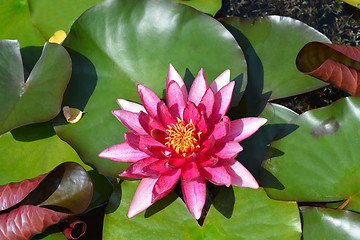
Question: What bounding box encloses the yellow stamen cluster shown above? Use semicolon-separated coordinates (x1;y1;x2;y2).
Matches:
165;118;201;157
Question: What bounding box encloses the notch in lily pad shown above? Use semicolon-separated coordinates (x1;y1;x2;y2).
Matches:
0;40;72;135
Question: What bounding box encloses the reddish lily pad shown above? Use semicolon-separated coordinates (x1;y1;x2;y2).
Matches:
221;16;330;100
54;0;247;177
0;162;93;240
301;207;360;240
262;97;360;213
296;41;360;96
0;40;71;135
103;180;301;239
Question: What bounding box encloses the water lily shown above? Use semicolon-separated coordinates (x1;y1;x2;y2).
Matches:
99;64;267;219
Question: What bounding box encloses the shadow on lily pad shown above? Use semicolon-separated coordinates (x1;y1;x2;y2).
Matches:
213;186;235;219
53;48;97;127
20;46;43;77
221;21;270;117
11;121;55;142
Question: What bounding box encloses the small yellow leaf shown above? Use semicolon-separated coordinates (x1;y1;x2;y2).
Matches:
49;30;67;44
63;106;84;124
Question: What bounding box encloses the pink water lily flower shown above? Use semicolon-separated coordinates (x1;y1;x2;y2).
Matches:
99;64;267;219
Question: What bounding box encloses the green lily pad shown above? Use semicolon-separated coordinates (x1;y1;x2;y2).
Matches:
343;0;360;9
103;181;301;239
301;207;360;240
262;97;360;212
0;40;71;135
173;0;222;16
0;121;89;185
221;16;331;100
28;0;104;40
235;103;298;181
54;0;247;177
0;0;44;47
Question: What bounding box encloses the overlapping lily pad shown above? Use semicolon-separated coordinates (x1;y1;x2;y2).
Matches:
0;0;44;47
0;40;71;135
301;207;360;240
54;0;247;177
0;162;93;240
28;0;104;40
173;0;222;16
235;103;298;181
296;42;360;96
221;16;331;100
0;121;89;185
103;181;301;239
262;97;360;212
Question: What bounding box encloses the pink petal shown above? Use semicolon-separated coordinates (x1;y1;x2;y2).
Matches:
98;142;149;162
150;129;168;146
181;175;206;219
211;141;243;159
168;158;186;168
143;159;170;175
199;135;215;153
152;169;181;201
197;153;218;167
146;146;173;158
188;68;207;106
209;69;230;93
223;159;259;189
181;161;201;183
127;178;158;218
112;110;148;135
138;111;166;134
198;88;214;119
137;84;161;119
157;101;177;127
116;99;146;113
209;116;230;141
166;81;186;119
196;113;207;135
200;162;231;187
208;81;235;125
183;102;200;126
125;132;165;155
119;157;160;177
222;117;268;142
167;63;188;99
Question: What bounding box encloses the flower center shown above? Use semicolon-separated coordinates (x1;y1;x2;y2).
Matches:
165;118;201;157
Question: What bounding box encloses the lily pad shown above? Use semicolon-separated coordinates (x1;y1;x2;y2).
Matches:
54;0;247;177
0;162;93;240
0;121;89;185
262;97;360;212
343;0;360;9
0;40;71;135
301;206;360;240
235;103;298;181
221;16;331;100
103;180;301;239
173;0;222;16
0;0;44;47
28;0;104;40
296;41;360;96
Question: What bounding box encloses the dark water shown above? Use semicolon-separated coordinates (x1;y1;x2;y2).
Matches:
219;0;358;113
